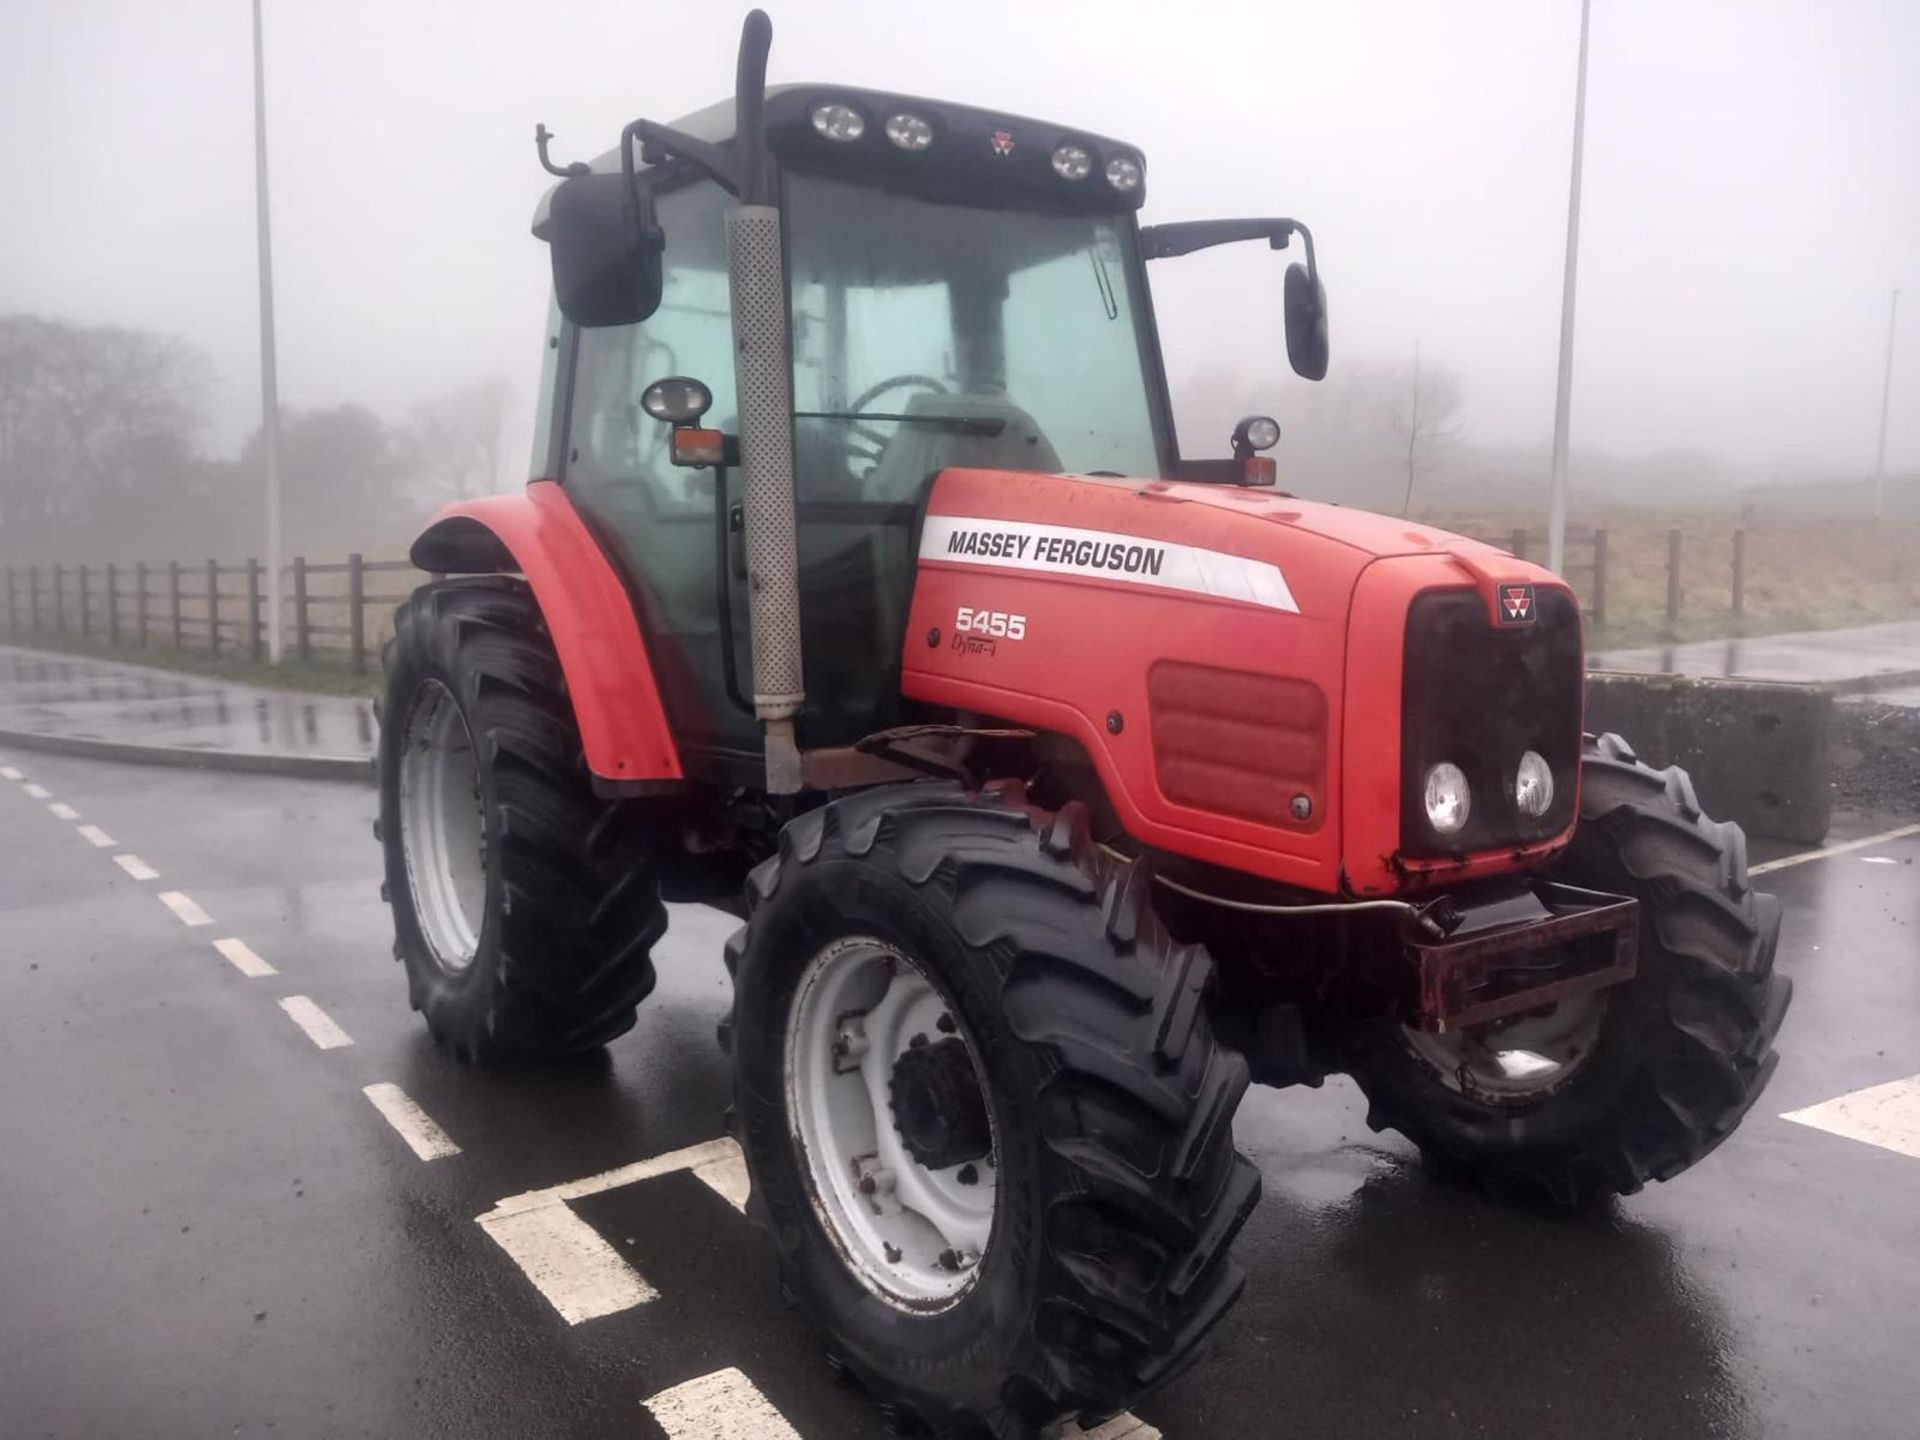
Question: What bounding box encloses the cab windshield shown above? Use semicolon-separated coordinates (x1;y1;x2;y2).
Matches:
784;173;1166;500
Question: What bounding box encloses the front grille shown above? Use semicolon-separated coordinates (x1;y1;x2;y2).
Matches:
1399;587;1582;859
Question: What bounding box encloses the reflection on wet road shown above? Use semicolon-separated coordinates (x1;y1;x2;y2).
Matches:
0;752;1915;1438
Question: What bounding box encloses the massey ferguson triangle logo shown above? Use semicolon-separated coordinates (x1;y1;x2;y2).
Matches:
1499;583;1537;625
989;130;1015;156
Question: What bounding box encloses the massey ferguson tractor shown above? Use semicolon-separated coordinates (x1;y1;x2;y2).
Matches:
378;13;1790;1436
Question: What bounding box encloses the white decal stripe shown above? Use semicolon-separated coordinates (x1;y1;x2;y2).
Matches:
920;514;1299;613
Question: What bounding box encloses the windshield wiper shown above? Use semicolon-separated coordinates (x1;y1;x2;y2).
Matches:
794;411;1005;437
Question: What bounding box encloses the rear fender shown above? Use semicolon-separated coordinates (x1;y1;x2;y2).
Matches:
409;481;682;784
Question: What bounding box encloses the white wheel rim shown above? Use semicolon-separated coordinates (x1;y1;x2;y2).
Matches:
1404;991;1609;1101
398;680;488;974
785;936;998;1313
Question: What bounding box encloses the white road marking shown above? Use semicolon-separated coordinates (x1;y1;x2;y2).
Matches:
47;802;79;820
22;783;50;799
76;824;116;848
278;995;353;1050
483;1205;660;1323
477;1137;749;1325
1783;1074;1920;1162
1751;822;1920;876
1068;1417;1164;1440
362;1083;461;1161
213;937;277;977
0;766;21;780
156;890;213;926
643;1368;801;1440
114;854;159;881
1861;855;1898;865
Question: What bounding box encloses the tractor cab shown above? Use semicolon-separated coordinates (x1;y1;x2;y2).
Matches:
531;71;1326;783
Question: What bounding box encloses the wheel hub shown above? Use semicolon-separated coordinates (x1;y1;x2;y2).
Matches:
889;1038;992;1171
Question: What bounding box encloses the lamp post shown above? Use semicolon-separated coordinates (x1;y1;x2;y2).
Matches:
1546;0;1592;578
252;0;284;663
1873;288;1900;519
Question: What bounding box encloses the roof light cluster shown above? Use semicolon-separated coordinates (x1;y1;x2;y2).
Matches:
807;98;1143;193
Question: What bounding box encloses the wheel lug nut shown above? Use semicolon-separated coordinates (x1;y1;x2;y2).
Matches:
909;1032;929;1049
883;1242;902;1264
857;1166;896;1196
936;1013;957;1035
955;1163;978;1186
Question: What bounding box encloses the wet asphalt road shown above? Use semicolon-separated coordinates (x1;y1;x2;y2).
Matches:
0;753;1916;1440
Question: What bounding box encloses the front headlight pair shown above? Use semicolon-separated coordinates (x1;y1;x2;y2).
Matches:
1421;752;1554;836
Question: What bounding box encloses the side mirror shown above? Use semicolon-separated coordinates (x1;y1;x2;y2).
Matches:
547;172;664;328
1284;262;1329;381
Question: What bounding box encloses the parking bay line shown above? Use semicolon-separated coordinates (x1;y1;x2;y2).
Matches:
156;890;212;926
76;824;116;848
1751;822;1920;876
1782;1074;1920;1162
0;766;21;780
47;801;79;820
213;937;276;977
114;854;159;881
362;1083;461;1161
22;782;50;799
643;1368;801;1440
477;1138;750;1325
278;995;353;1050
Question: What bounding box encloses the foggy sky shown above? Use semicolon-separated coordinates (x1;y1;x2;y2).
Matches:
2;0;1915;486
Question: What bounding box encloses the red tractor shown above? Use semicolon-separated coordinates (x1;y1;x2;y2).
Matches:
379;13;1789;1436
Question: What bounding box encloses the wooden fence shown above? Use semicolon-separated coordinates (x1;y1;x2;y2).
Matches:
1477;526;1759;630
0;555;429;673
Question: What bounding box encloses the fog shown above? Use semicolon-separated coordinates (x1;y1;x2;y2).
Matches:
2;0;1916;545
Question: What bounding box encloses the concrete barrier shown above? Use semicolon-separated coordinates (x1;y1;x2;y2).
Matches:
1584;671;1831;845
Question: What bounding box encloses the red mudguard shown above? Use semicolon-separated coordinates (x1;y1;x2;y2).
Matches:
410;481;682;784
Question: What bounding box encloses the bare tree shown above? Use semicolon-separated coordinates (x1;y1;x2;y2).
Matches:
1390;345;1463;516
408;376;513;503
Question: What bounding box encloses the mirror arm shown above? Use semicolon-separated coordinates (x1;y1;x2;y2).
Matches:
624;120;741;196
1140;217;1302;261
534;124;590;179
1291;221;1319;283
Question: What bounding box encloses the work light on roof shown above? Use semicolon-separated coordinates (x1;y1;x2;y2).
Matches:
884;113;934;151
1051;143;1092;181
811;102;865;142
1105;155;1142;192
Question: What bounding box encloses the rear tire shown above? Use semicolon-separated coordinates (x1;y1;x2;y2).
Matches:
378;578;666;1063
1344;732;1790;1205
728;782;1258;1439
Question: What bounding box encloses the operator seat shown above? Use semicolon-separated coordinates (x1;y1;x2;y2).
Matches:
863;391;1063;500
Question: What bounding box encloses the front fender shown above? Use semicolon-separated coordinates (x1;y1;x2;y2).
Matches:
411;482;682;784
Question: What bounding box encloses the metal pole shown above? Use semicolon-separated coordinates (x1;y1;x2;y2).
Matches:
252;0;285;663
1546;0;1592;578
1873;288;1900;519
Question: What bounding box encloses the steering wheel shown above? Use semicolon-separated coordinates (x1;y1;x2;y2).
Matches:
843;373;950;479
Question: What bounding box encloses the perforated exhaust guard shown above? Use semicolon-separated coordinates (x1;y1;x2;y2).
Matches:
726;203;805;792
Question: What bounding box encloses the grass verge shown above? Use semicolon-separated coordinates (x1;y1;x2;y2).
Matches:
0;631;381;698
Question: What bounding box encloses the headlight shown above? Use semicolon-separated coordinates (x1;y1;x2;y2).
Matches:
1051;143;1092;180
884;113;933;151
810;103;865;142
1105;155;1142;191
1423;762;1471;836
1513;750;1555;818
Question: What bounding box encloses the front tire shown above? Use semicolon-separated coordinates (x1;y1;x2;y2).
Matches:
378;579;666;1063
728;783;1258;1438
1345;733;1791;1205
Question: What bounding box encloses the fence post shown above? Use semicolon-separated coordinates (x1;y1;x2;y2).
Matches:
169;562;183;648
52;564;64;633
348;552;367;675
1665;529;1683;626
1509;527;1527;560
1731;529;1746;617
1590;529;1608;629
3;566;12;634
207;559;220;654
31;566;42;632
106;564;120;645
79;563;92;638
247;558;263;662
292;555;310;661
135;562;149;646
